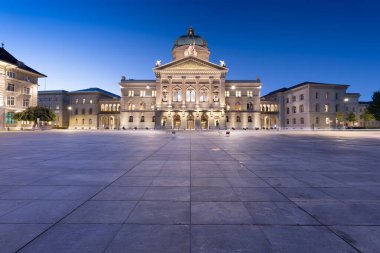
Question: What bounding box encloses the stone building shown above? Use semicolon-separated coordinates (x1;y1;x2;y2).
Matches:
261;82;379;129
120;27;261;130
38;90;70;128
0;45;46;130
68;88;120;130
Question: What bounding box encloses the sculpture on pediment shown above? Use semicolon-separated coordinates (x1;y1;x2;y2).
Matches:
155;60;161;67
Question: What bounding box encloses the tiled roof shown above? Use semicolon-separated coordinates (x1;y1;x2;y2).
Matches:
0;47;46;77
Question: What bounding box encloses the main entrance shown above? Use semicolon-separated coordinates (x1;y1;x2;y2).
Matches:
201;114;208;129
187;114;194;129
173;115;181;129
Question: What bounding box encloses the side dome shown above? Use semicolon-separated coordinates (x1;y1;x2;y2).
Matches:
173;27;208;49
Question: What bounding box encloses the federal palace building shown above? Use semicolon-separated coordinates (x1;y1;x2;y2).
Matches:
1;28;379;130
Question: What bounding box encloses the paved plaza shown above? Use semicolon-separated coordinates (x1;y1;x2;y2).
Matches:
0;130;380;252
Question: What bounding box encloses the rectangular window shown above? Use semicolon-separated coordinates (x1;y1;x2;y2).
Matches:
325;92;329;100
23;99;29;108
129;116;133;122
236;91;241;97
6;71;16;78
286;118;290;125
293;118;296;124
7;96;15;106
247;91;253;97
335;104;339;113
286;107;290;114
152;90;157;97
316;92;319;99
286;97;289;103
226;116;229;122
316;117;319;124
335;93;339;99
325;104;329;112
140;90;146;97
152;116;156;122
23;87;30;94
292;106;296;113
128;90;134;96
140;116;145;122
7;84;15;92
225;91;230;97
292;96;296;102
300;118;305;124
300;94;304;100
6;112;16;124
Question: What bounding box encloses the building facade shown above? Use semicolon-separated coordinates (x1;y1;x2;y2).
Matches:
68;88;120;130
38;90;70;128
0;46;46;130
120;27;261;130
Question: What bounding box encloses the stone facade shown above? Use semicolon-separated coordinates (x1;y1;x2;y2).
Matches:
0;46;46;130
38;90;70;128
120;28;261;130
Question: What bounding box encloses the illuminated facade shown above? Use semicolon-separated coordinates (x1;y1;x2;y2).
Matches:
120;28;262;130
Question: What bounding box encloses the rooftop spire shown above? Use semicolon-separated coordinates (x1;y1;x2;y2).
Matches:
188;27;194;37
1;43;4;48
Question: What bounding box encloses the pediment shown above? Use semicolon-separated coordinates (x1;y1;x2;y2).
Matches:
154;56;227;71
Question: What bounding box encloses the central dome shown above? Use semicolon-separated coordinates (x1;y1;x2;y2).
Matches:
173;27;208;49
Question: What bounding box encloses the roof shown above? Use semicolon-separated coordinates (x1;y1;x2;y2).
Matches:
0;47;47;77
38;90;69;94
173;27;208;49
359;101;371;104
262;81;349;97
226;80;261;84
71;88;120;99
122;79;156;83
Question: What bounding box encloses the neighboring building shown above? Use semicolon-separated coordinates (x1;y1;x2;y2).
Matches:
99;99;121;129
262;82;351;129
0;45;46;130
120;27;261;130
68;88;120;129
38;90;70;127
358;102;380;128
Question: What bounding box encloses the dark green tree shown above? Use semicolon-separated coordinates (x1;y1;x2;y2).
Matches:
368;91;380;121
13;106;56;127
360;108;375;128
346;111;357;127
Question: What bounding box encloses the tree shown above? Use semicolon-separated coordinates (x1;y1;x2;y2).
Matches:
13;106;56;127
360;108;375;128
346;111;357;127
368;91;380;121
336;112;345;127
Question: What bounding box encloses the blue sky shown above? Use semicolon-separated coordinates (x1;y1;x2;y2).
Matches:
1;0;379;100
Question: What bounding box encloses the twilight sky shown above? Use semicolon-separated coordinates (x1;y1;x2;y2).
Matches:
1;0;379;100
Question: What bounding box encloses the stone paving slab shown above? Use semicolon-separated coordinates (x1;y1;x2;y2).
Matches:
0;130;380;252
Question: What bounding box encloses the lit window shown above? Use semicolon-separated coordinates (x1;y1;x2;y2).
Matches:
200;87;208;102
75;98;79;104
83;99;86;104
56;105;60;110
326;92;329;100
326;117;330;124
140;90;146;97
325;104;329;112
6;112;16;124
235;102;241;111
236;90;241;97
225;91;230;97
152;90;157;97
186;87;196;102
128;90;134;96
172;87;182;102
90;99;93;104
247;91;253;97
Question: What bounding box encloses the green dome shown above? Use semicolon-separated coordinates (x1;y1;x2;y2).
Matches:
173;27;208;49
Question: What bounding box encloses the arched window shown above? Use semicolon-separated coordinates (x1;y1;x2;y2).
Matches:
270;104;274;111
186;87;196;102
226;103;231;111
315;103;320;112
113;104;116;111
248;116;252;122
199;87;208;102
105;104;109;111
117;104;120;111
140;102;146;110
82;99;86;104
128;103;135;110
140;116;145;122
101;104;105;111
172;87;182;102
247;102;253;111
235;102;241;111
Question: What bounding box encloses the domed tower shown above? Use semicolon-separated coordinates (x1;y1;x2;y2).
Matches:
172;27;210;61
